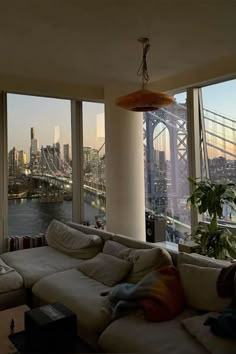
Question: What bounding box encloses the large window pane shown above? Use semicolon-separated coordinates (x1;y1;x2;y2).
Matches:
82;102;106;226
201;79;236;223
8;94;72;237
144;92;190;243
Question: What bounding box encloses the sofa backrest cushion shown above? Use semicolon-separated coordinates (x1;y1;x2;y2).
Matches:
112;234;153;249
77;253;132;287
103;240;172;283
178;252;230;268
67;222;114;242
66;223;178;264
179;263;231;312
46;219;103;259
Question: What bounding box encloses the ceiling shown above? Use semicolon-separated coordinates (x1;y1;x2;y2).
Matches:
0;0;235;88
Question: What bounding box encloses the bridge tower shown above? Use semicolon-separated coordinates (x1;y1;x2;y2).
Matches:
144;103;188;218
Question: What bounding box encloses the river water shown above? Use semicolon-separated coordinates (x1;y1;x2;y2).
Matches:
8;199;104;236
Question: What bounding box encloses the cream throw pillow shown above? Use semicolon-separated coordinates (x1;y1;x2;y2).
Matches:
103;240;172;283
182;313;236;354
46;219;103;259
179;263;231;312
77;253;132;287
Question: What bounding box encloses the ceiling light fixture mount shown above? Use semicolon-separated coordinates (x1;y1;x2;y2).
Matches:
116;37;174;112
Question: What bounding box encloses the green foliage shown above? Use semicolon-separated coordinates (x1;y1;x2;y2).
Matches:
188;177;236;259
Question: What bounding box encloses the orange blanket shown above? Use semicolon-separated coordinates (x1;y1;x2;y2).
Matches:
139;266;186;321
103;265;186;322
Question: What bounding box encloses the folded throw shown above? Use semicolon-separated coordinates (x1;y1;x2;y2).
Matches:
205;306;236;340
101;265;185;321
0;265;14;274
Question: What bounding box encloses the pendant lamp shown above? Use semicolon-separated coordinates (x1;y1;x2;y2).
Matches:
116;38;174;112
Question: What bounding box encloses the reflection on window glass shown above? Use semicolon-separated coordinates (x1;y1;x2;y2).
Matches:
144;92;190;243
82;102;106;227
7;94;72;238
201;79;236;223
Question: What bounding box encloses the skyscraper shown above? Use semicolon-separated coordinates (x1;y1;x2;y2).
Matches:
63;144;70;164
159;151;166;171
30;127;39;171
31;139;39;155
18;150;27;167
8;147;18;176
31;127;35;140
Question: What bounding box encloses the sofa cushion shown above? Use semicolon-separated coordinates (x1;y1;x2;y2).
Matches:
32;268;112;334
182;312;236;354
112;234;154;249
103;240;172;283
99;309;207;354
77;253;132;286
0;258;23;293
179;263;231;312
1;246;83;288
67;222;114;242
178;252;230;268
46;219;103;259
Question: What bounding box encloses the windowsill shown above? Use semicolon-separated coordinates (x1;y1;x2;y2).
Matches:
155;241;179;254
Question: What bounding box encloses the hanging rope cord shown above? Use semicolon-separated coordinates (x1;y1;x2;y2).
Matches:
137;39;150;89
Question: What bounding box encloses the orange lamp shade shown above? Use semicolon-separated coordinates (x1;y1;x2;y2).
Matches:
115;89;174;112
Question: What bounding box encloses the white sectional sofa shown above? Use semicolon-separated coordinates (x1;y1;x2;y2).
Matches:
0;220;235;354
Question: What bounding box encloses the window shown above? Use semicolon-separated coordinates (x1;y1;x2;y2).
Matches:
7;94;72;236
200;79;236;223
82;102;105;226
144;92;190;243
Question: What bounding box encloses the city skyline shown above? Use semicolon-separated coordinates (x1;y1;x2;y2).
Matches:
8;125;71;163
7;79;236;162
7;95;105;160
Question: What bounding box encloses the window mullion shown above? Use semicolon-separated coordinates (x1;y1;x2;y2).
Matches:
187;88;201;231
71;100;84;223
0;92;8;253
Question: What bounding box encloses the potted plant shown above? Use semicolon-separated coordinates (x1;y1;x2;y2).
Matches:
188;177;236;260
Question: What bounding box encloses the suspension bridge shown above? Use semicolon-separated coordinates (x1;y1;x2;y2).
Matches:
144;101;236;228
30;103;236;227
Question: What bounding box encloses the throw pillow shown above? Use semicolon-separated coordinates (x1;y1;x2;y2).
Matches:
182;312;236;354
46;219;103;259
103;240;172;283
77;253;133;287
178;263;231;312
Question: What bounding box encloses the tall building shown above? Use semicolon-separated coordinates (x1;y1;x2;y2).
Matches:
83;147;92;163
8;147;18;176
31;127;35;140
90;148;99;161
159;151;166;171
153;149;159;165
18;150;27;168
31;139;39;155
30;127;39;170
63;144;70;164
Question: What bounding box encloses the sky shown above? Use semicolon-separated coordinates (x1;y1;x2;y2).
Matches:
8;95;104;161
7;79;236;162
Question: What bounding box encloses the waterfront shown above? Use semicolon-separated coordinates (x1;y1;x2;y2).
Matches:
8;199;104;236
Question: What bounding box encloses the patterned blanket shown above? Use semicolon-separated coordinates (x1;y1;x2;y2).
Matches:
101;265;185;321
